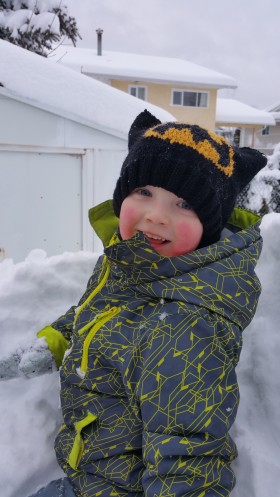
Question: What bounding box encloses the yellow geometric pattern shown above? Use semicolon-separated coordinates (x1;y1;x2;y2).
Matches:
145;125;235;177
52;215;262;497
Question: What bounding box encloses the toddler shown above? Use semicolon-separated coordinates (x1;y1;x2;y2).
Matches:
0;110;267;497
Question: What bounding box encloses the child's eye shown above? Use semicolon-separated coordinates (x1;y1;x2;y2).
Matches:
135;188;151;197
178;200;192;210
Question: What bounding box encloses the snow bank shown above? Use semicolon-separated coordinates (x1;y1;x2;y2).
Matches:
0;249;98;497
0;215;280;497
231;213;280;496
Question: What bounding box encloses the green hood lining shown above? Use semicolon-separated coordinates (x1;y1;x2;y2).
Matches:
228;208;260;230
89;200;119;248
88;200;261;248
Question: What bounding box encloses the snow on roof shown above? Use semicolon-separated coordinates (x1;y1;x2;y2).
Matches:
271;112;280;122
216;98;275;126
0;41;175;140
50;45;237;90
263;102;280;122
265;101;280;112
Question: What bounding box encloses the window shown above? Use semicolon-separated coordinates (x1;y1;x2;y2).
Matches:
262;126;270;136
129;85;147;101
172;90;208;108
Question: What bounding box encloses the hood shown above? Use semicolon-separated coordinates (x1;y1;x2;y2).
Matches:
89;200;262;330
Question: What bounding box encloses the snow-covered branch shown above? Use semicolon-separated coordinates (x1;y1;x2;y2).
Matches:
0;0;80;56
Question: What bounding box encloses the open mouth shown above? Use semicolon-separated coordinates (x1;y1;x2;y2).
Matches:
140;231;170;245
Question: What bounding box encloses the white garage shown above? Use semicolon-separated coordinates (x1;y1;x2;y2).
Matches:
0;41;174;261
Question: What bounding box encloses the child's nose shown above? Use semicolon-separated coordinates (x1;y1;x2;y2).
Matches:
145;206;169;225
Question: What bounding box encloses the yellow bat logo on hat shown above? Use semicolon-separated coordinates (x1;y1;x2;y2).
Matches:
144;126;234;177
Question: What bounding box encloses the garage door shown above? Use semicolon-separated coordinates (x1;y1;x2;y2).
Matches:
0;151;82;262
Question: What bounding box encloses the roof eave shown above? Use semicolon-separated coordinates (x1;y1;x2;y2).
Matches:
80;68;237;90
216;117;276;127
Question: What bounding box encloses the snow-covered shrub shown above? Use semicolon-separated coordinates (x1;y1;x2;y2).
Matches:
236;144;280;214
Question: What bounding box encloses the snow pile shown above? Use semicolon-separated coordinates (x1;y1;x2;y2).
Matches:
231;213;280;496
0;215;280;497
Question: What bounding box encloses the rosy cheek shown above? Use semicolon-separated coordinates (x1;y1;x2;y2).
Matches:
119;204;138;239
171;221;203;256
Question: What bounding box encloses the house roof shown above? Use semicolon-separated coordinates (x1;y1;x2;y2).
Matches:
216;98;275;126
265;101;280;112
271;113;280;122
50;45;237;90
0;41;175;140
263;101;280;122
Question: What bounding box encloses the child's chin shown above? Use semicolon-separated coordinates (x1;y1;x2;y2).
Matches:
155;244;194;257
152;243;176;257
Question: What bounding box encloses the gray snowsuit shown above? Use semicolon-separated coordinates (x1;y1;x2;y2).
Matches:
36;201;262;497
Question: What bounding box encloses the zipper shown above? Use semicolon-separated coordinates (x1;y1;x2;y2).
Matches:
74;231;119;325
79;306;120;376
74;256;110;326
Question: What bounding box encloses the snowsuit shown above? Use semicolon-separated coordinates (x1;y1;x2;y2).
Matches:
38;200;262;497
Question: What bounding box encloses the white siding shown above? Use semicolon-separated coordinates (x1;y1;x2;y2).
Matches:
255;123;280;153
0;150;83;261
0;95;128;261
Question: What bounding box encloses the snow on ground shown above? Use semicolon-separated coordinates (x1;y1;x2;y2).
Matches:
0;214;280;497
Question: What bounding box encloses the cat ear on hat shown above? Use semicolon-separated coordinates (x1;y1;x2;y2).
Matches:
233;147;267;192
128;109;161;149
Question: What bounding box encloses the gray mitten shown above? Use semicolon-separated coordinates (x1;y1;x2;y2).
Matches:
0;337;56;380
0;351;22;379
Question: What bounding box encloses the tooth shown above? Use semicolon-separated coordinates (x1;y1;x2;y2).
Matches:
143;232;165;242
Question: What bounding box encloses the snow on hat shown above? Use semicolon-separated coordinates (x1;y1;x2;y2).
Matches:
113;110;267;247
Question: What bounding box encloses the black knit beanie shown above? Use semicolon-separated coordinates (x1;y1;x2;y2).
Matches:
113;110;267;247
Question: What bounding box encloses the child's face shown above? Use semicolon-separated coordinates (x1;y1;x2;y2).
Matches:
119;185;203;256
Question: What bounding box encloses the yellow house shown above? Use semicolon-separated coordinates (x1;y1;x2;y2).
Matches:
253;101;280;154
216;98;275;148
51;41;237;131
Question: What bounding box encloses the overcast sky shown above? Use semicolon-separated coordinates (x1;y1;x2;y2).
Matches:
66;0;280;110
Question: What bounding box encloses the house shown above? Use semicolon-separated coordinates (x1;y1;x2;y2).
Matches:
50;39;274;141
254;102;280;154
216;98;275;147
50;39;237;131
0;41;174;262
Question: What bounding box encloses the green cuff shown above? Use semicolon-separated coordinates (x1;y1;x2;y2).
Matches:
37;326;69;368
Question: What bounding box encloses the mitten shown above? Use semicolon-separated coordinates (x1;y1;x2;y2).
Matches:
0;337;56;380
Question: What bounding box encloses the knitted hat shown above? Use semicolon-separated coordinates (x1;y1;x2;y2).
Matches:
113;110;267;247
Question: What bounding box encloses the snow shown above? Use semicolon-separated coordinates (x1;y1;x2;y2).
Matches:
265;101;280;113
0;41;175;140
50;44;237;89
159;312;169;321
0;215;280;497
271;112;280;123
216;98;275;126
239;145;280;213
0;1;61;38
